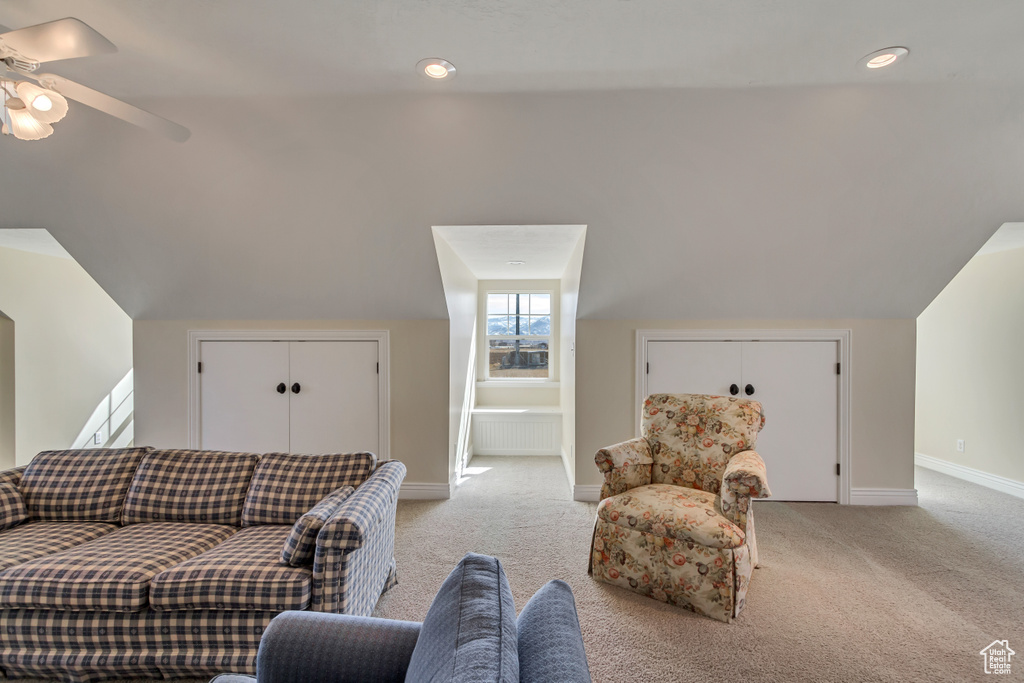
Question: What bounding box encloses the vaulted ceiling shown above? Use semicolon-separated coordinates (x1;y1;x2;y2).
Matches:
2;1;1022;320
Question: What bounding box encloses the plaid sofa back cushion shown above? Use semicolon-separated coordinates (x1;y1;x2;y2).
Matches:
241;452;377;526
0;482;28;531
19;448;152;523
121;450;259;526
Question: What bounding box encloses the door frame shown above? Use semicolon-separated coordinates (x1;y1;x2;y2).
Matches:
188;329;390;459
636;328;851;505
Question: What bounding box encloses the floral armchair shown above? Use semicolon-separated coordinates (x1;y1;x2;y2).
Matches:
588;393;770;622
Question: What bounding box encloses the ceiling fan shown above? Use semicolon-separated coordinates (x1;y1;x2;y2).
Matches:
0;17;189;142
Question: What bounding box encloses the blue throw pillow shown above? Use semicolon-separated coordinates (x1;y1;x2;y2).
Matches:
404;553;518;683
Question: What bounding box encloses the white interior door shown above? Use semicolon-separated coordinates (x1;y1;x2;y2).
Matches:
200;341;290;452
741;341;838;502
288;341;380;454
644;339;839;502
646;341;742;396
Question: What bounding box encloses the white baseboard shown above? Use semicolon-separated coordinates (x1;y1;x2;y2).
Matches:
399;481;451;500
849;488;919;506
916;452;1024;500
574;484;601;502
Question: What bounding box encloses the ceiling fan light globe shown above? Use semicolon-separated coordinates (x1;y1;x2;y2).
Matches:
7;105;54;140
15;81;68;123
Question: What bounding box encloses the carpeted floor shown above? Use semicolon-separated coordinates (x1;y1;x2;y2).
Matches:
14;459;1024;682
373;457;1024;683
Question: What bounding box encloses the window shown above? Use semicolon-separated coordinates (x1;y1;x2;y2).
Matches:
485;292;551;379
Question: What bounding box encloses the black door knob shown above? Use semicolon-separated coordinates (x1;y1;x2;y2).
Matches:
276;383;287;394
291;382;301;394
745;384;755;396
729;384;739;396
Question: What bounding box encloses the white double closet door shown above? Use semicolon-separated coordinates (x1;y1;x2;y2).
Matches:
646;340;838;502
200;340;379;454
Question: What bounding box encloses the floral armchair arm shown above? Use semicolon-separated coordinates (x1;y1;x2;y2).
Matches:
595;438;654;500
720;450;771;530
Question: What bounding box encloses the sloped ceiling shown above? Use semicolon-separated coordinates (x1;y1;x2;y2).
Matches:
1;1;1022;320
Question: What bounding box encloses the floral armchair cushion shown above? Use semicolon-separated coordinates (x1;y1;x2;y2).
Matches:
597;484;745;549
643;394;765;495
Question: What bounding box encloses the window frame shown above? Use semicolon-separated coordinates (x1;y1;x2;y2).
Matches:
483;290;554;382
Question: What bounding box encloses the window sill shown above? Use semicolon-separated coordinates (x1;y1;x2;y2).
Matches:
476;380;560;389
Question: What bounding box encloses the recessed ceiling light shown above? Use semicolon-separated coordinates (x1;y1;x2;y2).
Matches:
417;58;456;80
860;47;909;70
507;260;526;266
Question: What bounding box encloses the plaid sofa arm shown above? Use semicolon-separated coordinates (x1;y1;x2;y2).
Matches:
311;460;406;615
595;438;653;500
251;611;421;683
720;450;771;530
0;466;27;488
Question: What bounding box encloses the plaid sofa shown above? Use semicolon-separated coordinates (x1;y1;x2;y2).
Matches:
0;448;406;682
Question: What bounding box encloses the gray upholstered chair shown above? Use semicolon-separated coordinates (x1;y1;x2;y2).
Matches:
212;553;591;683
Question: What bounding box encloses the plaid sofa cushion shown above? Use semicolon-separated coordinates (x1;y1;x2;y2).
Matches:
150;526;313;611
281;486;355;566
19;447;151;522
241;452;377;527
0;521;119;572
0;522;236;611
1;481;28;531
0;465;26;487
122;450;260;526
0;609;275;680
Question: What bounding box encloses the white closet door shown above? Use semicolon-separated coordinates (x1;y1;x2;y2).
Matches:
288;341;379;454
200;341;290;452
644;339;839;502
741;341;838;502
646;341;742;397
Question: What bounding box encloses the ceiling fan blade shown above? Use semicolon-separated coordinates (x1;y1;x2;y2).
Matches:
0;18;116;63
37;73;190;142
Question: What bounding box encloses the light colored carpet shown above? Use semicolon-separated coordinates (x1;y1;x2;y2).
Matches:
373;457;1024;682
13;459;1024;682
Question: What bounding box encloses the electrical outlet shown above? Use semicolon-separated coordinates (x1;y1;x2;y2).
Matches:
956;439;965;453
93;431;103;446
